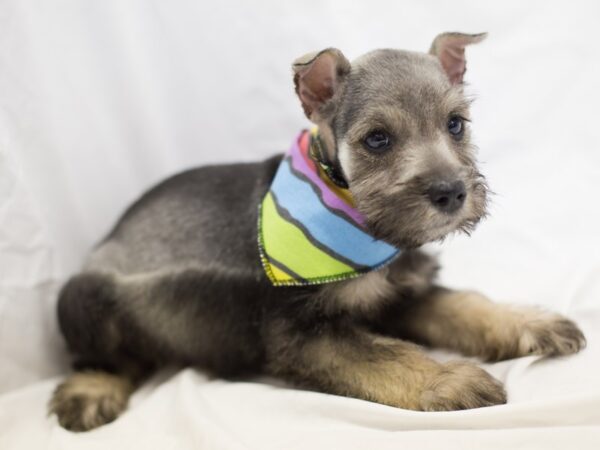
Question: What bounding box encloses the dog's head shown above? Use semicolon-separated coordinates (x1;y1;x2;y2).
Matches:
293;32;488;248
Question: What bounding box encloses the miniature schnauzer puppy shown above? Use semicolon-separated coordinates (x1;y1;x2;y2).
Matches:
50;32;586;431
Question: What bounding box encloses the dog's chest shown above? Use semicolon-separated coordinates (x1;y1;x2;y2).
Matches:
319;269;396;315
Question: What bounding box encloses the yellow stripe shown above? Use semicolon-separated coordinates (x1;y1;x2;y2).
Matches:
262;192;353;279
268;264;294;282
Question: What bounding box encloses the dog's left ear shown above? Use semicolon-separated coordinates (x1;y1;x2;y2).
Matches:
429;32;487;85
293;48;351;121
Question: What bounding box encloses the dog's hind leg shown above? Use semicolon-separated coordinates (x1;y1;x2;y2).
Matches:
379;287;586;361
49;272;153;431
49;369;137;432
50;267;264;431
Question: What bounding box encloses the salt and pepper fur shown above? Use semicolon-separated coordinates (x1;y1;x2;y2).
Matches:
50;32;586;432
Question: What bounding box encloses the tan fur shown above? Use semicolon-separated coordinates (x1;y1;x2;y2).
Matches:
270;326;505;411
317;268;395;316
308;334;435;409
397;289;586;361
317;250;439;317
49;372;133;432
420;360;506;411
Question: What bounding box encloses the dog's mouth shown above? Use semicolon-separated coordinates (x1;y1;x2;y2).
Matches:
422;211;485;244
360;179;489;249
424;174;489;234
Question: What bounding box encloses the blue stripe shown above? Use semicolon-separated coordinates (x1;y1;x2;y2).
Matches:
270;158;399;267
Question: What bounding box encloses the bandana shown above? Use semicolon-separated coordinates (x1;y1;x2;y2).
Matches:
258;129;401;286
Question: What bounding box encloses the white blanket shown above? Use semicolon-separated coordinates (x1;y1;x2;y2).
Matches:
1;0;599;448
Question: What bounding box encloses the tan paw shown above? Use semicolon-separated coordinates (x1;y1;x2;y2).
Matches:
420;361;507;411
517;311;586;357
49;372;131;432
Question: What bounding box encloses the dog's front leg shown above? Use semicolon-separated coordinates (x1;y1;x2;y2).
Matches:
383;287;586;361
264;319;506;411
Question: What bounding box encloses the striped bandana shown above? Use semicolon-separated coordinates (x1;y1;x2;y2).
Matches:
258;129;401;286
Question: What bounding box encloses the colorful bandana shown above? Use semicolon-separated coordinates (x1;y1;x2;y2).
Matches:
258;129;401;286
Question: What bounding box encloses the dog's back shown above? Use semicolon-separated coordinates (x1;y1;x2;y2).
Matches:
86;155;282;276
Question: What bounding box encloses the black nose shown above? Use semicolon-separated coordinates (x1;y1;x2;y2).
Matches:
427;180;467;213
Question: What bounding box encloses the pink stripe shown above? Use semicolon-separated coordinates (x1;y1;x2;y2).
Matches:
289;133;365;227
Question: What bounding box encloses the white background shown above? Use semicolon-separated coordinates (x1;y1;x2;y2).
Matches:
1;0;599;448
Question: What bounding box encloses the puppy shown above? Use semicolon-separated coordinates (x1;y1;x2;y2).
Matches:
50;32;586;432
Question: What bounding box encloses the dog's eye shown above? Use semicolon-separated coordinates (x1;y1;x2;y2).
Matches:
447;116;464;137
364;131;391;152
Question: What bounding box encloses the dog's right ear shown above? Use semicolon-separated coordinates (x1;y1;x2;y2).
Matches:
293;48;351;122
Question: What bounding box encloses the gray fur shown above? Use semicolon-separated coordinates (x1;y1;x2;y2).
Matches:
50;33;585;431
330;49;487;248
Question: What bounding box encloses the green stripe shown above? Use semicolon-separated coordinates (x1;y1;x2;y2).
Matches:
262;192;353;278
270;190;363;270
267;256;304;281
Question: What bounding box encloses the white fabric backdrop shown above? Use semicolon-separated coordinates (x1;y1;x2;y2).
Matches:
1;0;599;448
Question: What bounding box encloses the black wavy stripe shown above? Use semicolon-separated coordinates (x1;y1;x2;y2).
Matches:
269;190;366;271
285;156;365;233
267;256;305;282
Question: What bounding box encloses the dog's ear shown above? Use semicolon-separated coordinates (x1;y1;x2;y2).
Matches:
429;32;486;85
293;48;351;121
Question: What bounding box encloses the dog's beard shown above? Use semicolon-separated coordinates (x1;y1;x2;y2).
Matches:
357;175;489;249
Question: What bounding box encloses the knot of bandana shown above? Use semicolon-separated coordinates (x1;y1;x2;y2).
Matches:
258;129;401;286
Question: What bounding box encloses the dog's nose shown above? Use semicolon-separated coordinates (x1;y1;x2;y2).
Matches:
427;180;467;213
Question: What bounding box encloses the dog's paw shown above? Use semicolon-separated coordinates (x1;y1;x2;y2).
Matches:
420;361;507;411
49;372;131;432
517;311;586;358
